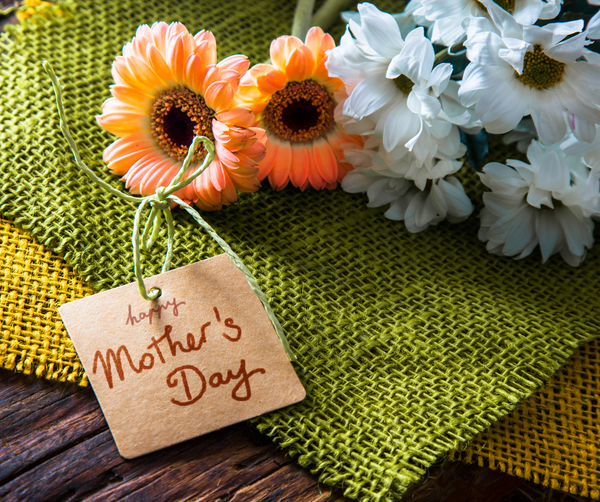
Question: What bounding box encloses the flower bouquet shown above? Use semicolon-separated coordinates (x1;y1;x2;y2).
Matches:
91;0;600;267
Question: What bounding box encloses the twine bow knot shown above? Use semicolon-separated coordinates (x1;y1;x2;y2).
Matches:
130;135;214;301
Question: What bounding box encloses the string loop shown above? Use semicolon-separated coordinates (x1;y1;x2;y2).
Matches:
44;60;296;361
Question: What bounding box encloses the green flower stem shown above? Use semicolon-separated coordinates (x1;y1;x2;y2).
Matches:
434;41;466;66
43;60;296;361
291;0;316;40
311;0;354;32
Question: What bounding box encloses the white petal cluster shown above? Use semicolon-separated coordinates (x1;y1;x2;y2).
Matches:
479;140;600;266
342;140;473;233
327;0;600;264
459;0;600;145
341;1;424;39
412;0;562;47
328;2;477;233
327;4;478;161
561;125;600;170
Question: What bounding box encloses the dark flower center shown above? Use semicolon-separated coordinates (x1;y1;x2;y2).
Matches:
263;80;335;142
394;74;415;95
151;87;215;161
516;45;565;89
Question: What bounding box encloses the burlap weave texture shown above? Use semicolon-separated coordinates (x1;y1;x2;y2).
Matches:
0;219;91;383
452;338;600;500
1;1;599;501
2;215;600;500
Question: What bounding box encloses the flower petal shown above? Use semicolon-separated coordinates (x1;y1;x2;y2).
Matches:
357;2;404;58
343;74;397;120
313;137;338;184
166;34;188;85
218;54;250;75
185;53;206;95
305;26;325;58
110;85;152;111
207;158;227;191
103;133;159;175
529;91;567;145
195;39;217;66
285;47;308;81
386;27;433;83
204;80;234;111
96;111;151;137
216;106;255;128
146;43;176;88
254;136;279;181
537;209;562;263
289;143;310;187
268;139;292;190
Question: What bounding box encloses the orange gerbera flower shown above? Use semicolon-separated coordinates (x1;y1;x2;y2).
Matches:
96;22;266;211
237;27;362;191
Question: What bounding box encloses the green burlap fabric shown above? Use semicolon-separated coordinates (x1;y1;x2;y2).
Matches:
1;1;599;500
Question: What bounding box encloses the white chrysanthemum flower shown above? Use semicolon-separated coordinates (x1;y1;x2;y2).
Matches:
413;0;562;47
374;138;465;189
342;143;473;233
326;3;478;166
459;0;600;145
479;140;600;266
341;0;427;39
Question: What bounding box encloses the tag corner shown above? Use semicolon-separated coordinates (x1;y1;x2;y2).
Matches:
294;385;307;404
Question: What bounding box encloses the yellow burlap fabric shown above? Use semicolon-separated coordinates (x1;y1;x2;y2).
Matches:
0;218;92;384
1;214;598;498
451;339;600;499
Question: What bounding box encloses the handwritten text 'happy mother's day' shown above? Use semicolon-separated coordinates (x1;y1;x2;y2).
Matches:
92;299;266;406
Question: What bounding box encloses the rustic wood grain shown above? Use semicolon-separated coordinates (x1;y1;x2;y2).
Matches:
0;368;532;502
0;370;347;502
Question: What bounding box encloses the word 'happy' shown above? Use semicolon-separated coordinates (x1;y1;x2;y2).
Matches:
126;297;186;325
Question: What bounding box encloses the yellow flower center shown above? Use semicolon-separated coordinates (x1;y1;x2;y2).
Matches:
474;0;516;13
394;75;415;95
263;80;335;142
151;87;215;161
515;45;565;89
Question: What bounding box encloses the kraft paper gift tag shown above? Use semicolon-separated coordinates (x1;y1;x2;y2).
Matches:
59;254;305;459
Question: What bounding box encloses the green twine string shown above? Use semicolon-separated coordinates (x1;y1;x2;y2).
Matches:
43;61;296;361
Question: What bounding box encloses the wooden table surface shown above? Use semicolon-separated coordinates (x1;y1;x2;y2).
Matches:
0;368;593;502
0;368;531;502
16;366;600;502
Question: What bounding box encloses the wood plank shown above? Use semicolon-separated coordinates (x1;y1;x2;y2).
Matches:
228;462;346;502
0;376;102;483
0;369;350;502
0;368;533;502
404;460;524;502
